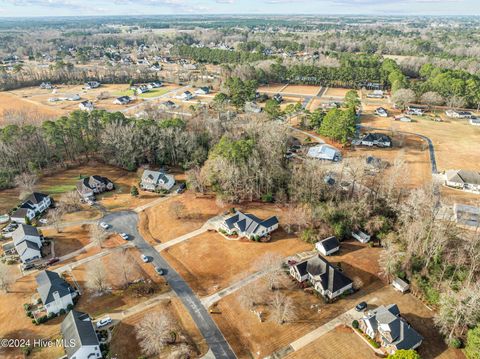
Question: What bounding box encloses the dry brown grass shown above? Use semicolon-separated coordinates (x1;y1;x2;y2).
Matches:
282;85;321;96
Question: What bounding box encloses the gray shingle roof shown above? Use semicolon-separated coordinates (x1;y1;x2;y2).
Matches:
61;310;100;358
36;270;74;305
16;240;40;256
317;236;340;252
12;224;40;245
305;255;352;293
224;211;278;237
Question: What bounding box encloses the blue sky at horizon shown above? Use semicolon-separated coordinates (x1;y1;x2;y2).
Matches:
0;0;478;17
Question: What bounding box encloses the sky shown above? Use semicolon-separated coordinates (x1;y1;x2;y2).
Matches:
0;0;479;17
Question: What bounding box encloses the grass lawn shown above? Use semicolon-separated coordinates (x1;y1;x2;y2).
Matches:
138;87;170;98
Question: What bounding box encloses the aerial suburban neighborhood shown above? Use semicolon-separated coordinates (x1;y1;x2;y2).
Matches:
0;8;479;359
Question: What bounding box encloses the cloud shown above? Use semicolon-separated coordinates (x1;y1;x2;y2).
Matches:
216;0;234;3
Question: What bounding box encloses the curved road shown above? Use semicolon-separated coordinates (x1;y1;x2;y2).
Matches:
101;211;236;359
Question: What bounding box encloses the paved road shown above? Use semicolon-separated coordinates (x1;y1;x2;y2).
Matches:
102;211;236;359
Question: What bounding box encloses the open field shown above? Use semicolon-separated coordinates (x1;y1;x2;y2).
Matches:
282;85;321;96
41;224;92;257
139;191;222;245
109;297;208;359
0;92;63;125
212;242;463;359
257;83;287;93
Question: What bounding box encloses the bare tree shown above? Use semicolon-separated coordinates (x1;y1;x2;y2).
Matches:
47;207;65;233
58;191;82;213
447;95;466;110
0;263;13;293
255;253;284;291
169;201;186;219
136;310;178;356
237;281;268;310
85;260;109;294
392;89;416;110
111;250;141;288
270;292;296;324
89;224;108;248
420;91;444;109
14;172;38;199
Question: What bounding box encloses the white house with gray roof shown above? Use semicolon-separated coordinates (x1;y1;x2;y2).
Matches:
289;255;353;300
360;304;423;354
12;224;43;263
445;169;480;193
36;270;77;315
11;192;51;224
140;170;175;191
61;310;102;359
220;211;279;239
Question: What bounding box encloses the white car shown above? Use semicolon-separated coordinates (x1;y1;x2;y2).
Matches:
141;254;149;263
86;199;95;206
96;317;112;328
39;219;48;224
119;233;129;240
99;222;109;229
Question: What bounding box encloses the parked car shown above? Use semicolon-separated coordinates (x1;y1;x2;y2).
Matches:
154;267;164;275
86;199;95;206
38;219;48;225
176;183;187;194
99;222;109;229
22;263;35;271
96;317;112;328
46;257;59;266
355;301;367;312
141;254;149;263
119;233;129;240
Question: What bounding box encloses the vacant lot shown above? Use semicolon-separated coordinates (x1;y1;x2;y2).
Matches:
361;108;480;172
323;87;357;98
282;85;321;96
0;92;63;125
109;297;207;359
258;83;287;93
42;224;92;257
139;191;222;245
285;326;376;359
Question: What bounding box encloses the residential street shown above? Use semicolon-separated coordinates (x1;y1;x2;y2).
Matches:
101;210;237;359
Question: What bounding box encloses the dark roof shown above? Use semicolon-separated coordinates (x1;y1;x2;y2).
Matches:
77;176;111;193
23;192;49;205
11;208;30;219
362;133;391;143
224;211;278;236
294;261;308;277
16;240;40;256
36;270;75;305
317;236;340;252
61;310;99;358
306;255;353;293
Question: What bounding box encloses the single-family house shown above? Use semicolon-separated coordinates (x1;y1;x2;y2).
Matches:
36;270;77;315
148;82;163;89
79;100;94;111
66;94;81;101
289;254;353;300
220;211;279;239
307;144;341;162
61;310;102;359
315;236;340;256
392;277;410;293
11;192;51;224
367;90;384;99
160;100;178;110
113;96;131;105
195;87;210;95
140;170;175;191
76;176;114;199
177;91;193;101
136;85;150;95
12;224;43;263
352;230;371;243
359;133;392;148
84;81;100;90
359;304;423;354
453;203;480;227
445;110;472;119
445;169;480;193
40;82;53;90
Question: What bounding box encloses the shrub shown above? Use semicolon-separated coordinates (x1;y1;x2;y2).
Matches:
59;309;66;315
23;303;31;311
261;193;274;203
352;320;359;329
26;311;32;318
449;337;462;349
47;312;55;319
21;345;31;356
67;304;74;311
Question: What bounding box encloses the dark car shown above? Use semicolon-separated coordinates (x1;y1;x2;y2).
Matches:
176;183;187;194
355;301;367;312
22;263;35;271
47;257;60;266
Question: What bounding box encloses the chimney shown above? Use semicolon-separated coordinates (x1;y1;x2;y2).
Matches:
328;265;334;294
